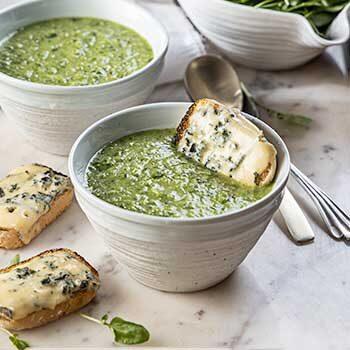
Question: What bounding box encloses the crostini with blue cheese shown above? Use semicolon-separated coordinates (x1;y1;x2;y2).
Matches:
0;164;73;249
0;248;100;330
176;99;277;186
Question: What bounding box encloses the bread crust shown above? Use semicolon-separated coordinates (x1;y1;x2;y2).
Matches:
0;248;99;330
0;289;96;331
0;165;74;249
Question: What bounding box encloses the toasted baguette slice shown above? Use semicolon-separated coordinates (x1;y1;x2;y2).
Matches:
176;99;277;186
0;248;100;330
0;164;74;249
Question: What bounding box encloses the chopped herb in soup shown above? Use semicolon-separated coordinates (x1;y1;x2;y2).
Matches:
87;129;272;218
0;17;153;86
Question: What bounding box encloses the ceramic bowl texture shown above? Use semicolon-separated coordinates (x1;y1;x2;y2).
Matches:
0;0;168;155
69;102;290;292
178;0;350;70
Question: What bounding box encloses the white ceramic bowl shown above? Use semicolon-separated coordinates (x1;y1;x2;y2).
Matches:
69;102;290;292
178;0;350;70
0;0;168;155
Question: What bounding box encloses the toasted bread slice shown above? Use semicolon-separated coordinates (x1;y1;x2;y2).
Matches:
176;99;277;186
0;248;100;330
0;164;74;249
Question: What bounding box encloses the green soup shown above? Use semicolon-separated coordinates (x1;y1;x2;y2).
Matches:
0;17;153;86
86;129;272;218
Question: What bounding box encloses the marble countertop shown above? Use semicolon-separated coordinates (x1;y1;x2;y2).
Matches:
0;1;350;348
1;53;350;349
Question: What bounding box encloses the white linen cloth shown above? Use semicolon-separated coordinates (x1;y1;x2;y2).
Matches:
134;0;206;84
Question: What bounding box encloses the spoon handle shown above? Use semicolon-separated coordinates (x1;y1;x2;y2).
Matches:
279;188;315;243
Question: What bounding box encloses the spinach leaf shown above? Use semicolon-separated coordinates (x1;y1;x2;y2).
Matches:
101;314;150;345
241;82;312;126
9;335;30;350
0;328;30;350
81;313;150;345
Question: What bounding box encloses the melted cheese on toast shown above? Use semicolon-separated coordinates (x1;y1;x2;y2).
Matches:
176;99;277;186
0;164;72;244
0;250;99;320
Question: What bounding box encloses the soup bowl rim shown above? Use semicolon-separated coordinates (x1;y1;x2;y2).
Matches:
0;0;169;93
69;102;291;226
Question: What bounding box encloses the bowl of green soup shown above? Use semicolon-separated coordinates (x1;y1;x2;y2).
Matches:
0;0;168;155
69;102;290;292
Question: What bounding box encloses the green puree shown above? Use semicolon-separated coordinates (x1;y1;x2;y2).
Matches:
87;129;272;218
0;17;153;86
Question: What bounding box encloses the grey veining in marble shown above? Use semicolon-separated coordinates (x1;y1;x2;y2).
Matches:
0;0;350;348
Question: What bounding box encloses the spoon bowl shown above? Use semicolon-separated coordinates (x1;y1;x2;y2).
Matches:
185;55;243;110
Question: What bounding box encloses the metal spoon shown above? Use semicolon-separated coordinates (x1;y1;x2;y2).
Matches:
185;55;244;110
184;55;317;243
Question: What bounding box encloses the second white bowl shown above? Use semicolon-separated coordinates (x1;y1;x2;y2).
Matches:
178;0;350;70
69;102;290;292
0;0;168;155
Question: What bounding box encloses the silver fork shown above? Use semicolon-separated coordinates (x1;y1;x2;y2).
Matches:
291;164;350;240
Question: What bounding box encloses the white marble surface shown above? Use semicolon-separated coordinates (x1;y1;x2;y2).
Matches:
1;1;350;349
1;54;350;349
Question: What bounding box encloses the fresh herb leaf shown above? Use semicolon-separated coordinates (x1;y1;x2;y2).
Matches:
9;335;30;350
81;313;150;345
102;314;150;345
241;82;312;126
0;328;30;350
9;254;20;267
260;105;313;126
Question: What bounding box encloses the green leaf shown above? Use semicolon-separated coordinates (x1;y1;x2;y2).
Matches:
103;315;150;345
81;313;150;345
309;11;334;27
263;106;313;126
9;334;30;350
9;254;20;267
0;328;30;350
241;82;312;126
